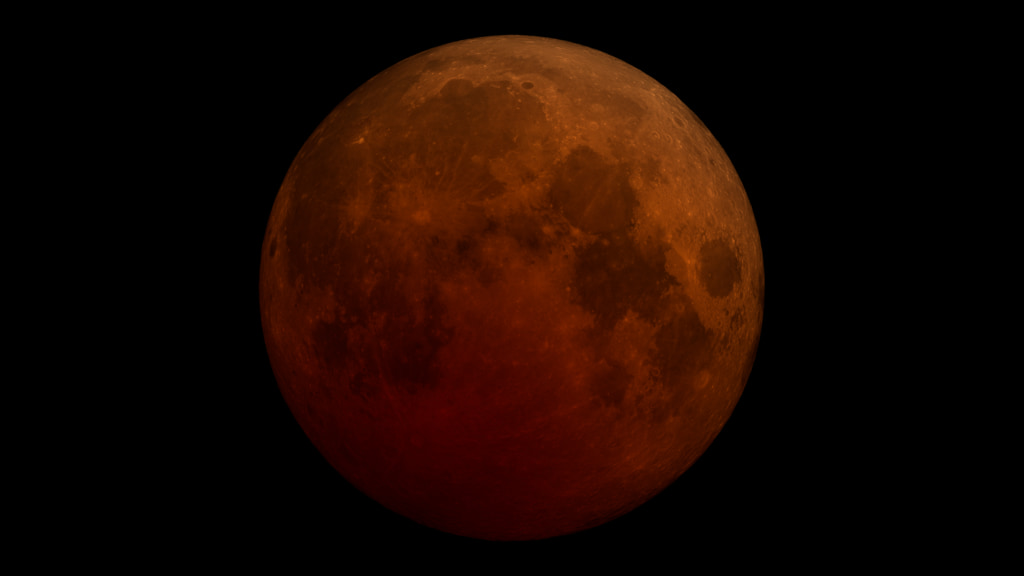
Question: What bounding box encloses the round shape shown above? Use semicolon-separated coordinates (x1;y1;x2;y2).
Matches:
260;35;763;541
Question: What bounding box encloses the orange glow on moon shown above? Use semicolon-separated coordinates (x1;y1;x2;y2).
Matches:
259;35;763;541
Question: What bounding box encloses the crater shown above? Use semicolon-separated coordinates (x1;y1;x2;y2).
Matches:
698;238;741;298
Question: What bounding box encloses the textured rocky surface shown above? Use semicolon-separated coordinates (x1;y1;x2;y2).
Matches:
259;35;763;540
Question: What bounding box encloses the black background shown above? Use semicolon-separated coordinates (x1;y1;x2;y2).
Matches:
141;10;924;563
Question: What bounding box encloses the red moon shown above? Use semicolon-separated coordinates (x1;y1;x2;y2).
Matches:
260;35;763;541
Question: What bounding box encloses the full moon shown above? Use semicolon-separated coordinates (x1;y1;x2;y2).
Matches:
260;35;763;541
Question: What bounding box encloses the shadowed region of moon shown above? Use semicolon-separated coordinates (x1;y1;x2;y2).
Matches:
699;238;742;298
260;35;763;541
571;232;676;330
550;145;638;234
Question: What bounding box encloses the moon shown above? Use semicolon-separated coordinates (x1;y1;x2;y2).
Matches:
259;35;763;541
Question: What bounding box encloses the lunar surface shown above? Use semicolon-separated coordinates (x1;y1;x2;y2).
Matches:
259;35;763;541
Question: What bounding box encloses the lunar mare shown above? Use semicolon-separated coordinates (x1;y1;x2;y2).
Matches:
260;35;763;541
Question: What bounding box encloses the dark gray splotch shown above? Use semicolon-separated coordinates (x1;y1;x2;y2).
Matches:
593;87;647;126
571;232;678;331
550;145;638;235
311;314;356;383
312;281;454;397
451;209;568;285
649;292;716;422
455;235;477;261
698;238;741;298
589;358;632;407
289;211;457;399
503;212;545;254
501;209;569;257
654;298;714;388
368;280;453;395
453;233;499;286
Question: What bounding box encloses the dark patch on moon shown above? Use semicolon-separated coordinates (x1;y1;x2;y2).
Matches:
589;359;632;407
500;210;570;256
571;233;678;330
290;209;456;397
456;236;475;259
698;238;741;298
499;55;574;92
593;88;647;126
550;145;638;235
268;236;277;259
383;315;452;394
652;295;715;405
280;72;557;391
311;317;355;385
282;186;345;289
452;232;499;285
366;283;453;394
503;212;546;253
521;81;534;90
441;77;474;98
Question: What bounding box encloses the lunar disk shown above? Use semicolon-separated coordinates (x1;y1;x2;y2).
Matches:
260;35;763;541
